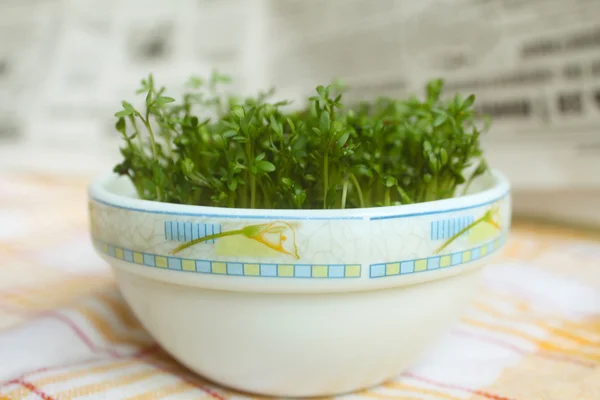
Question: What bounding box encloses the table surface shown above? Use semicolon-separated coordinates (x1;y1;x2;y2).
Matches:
1;169;600;400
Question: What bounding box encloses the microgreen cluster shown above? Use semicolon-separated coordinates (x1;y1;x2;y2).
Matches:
113;71;489;209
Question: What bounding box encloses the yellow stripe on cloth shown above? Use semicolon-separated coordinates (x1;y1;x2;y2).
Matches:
53;368;165;398
71;303;150;347
96;292;144;331
2;359;139;399
359;390;426;399
462;317;600;362
125;381;209;400
383;381;462;400
473;300;600;348
1;278;113;311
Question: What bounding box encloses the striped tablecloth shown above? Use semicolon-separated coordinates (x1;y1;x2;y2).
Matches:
1;171;600;400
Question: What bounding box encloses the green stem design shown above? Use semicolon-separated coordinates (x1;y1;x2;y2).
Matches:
433;213;496;255
170;229;244;254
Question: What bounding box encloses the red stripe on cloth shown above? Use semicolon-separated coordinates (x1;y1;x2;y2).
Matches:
44;310;121;358
405;373;516;400
0;300;125;358
18;380;55;400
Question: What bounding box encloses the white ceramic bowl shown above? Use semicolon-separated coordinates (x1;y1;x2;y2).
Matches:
88;169;511;397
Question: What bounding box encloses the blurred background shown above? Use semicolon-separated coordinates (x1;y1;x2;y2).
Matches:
1;0;599;226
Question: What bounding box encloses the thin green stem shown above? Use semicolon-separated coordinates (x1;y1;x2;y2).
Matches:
462;177;475;196
170;229;244;254
349;173;365;208
341;177;349;209
250;176;256;208
250;148;256;209
260;181;272;209
384;188;391;206
244;140;251;208
140;114;158;161
128;115;142;149
323;150;329;209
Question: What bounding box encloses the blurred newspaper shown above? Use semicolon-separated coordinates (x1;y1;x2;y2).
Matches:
1;0;599;223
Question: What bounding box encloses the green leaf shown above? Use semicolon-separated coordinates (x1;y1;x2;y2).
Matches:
157;96;175;104
335;132;350;150
122;101;135;111
270;116;283;136
384;176;397;188
286;117;296;133
232;106;245;119
211;70;232;84
255;160;275;172
142;178;156;195
428;154;440;173
426;79;444;102
433;113;447;127
332;120;344;132
115;109;133;118
316;85;326;97
255;152;266;161
115;117;126;133
462;94;476;110
222;130;237;138
439;148;448;165
423;140;432;152
186;76;204;88
181;158;195;177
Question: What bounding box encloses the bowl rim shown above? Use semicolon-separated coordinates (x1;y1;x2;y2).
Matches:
88;168;510;220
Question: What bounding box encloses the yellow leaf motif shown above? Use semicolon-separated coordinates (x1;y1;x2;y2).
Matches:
170;220;300;259
434;205;501;255
241;221;300;259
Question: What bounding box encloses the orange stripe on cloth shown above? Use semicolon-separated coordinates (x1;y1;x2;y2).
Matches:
382;381;462;400
473;300;600;347
357;390;422;399
483;292;600;345
1;278;113;311
404;373;514;400
70;302;151;348
462;317;600;363
125;381;208;400
96;292;143;331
